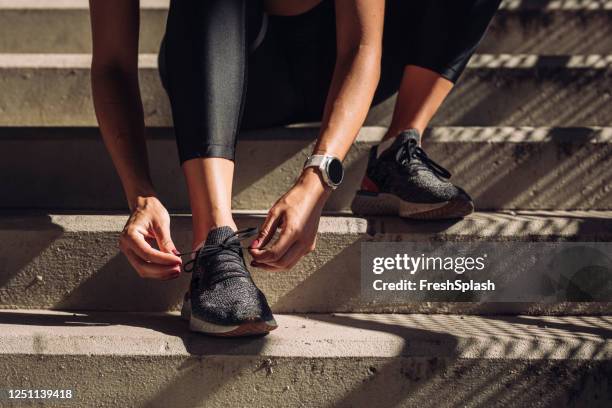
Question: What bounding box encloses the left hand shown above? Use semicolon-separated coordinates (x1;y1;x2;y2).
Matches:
249;168;331;271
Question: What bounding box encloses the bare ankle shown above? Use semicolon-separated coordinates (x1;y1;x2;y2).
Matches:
192;220;238;249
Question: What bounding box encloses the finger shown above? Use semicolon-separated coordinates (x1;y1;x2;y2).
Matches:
275;241;309;270
250;210;282;249
152;219;180;257
124;248;180;277
250;224;297;263
252;241;304;271
124;231;182;266
124;249;181;279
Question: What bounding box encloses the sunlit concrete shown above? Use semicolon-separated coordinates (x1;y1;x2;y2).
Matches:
0;310;610;407
1;126;609;211
2;0;611;54
1;212;610;314
1;53;611;127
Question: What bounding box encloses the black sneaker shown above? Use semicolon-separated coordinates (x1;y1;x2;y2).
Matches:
351;129;474;219
180;226;277;337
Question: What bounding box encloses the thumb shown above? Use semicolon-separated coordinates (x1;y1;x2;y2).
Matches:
252;210;281;249
153;219;179;256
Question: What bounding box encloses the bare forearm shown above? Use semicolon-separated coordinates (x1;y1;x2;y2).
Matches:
313;45;381;160
91;66;154;209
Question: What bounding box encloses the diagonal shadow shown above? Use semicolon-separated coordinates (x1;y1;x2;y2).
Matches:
232;127;315;198
0;310;271;407
305;312;611;408
0;213;64;305
55;253;191;312
482;314;612;339
429;127;612;211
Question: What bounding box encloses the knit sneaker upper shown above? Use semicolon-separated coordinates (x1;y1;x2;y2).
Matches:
185;226;274;325
364;129;471;204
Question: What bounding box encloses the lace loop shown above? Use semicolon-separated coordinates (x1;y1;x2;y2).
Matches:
178;227;258;273
395;139;452;179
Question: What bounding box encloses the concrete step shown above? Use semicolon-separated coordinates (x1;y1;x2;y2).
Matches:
0;0;168;54
480;0;612;55
1;0;611;54
0;310;610;407
1;53;610;127
373;54;612;128
1;211;611;314
1;126;610;211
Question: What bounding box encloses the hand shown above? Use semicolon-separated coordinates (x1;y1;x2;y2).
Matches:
249;168;331;270
119;195;182;279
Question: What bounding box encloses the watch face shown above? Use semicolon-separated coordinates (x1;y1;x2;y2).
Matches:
327;158;344;185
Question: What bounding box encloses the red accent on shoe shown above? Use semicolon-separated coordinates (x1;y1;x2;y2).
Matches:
360;175;379;192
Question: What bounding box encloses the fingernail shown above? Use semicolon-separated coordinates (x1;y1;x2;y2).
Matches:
172;249;180;255
251;239;260;249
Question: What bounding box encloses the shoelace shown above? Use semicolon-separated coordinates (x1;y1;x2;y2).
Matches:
395;139;452;179
178;227;258;274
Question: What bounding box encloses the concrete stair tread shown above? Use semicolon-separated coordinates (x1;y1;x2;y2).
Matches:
1;0;609;9
3;310;610;407
1;0;610;9
2;126;611;211
2;52;612;67
2;1;612;57
3;210;612;237
1;310;610;360
2;52;610;128
0;0;169;7
1;211;611;314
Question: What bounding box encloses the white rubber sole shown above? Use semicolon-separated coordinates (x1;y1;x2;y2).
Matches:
181;297;278;337
351;191;474;219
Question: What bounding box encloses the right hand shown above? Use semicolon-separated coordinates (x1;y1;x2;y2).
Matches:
120;196;183;280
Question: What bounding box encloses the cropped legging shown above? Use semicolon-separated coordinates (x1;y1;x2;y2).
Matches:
159;0;501;164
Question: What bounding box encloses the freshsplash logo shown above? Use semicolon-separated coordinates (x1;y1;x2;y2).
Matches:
372;253;487;275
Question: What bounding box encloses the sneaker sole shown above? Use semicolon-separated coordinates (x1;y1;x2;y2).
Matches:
351;191;474;220
181;298;278;337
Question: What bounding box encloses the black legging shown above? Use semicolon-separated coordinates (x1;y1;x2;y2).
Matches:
159;0;501;164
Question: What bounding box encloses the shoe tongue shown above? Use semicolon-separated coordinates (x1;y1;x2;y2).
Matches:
394;129;420;147
378;129;420;158
201;226;249;285
205;226;236;246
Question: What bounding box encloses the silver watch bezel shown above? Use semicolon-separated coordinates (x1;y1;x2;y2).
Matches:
304;154;344;190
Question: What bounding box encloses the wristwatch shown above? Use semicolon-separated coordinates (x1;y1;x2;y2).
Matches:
303;154;344;190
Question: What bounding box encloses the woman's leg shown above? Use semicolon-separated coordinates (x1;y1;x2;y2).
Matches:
384;65;454;141
383;0;502;142
159;0;333;337
161;0;326;247
161;0;262;247
182;159;236;245
159;0;284;337
352;0;501;219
